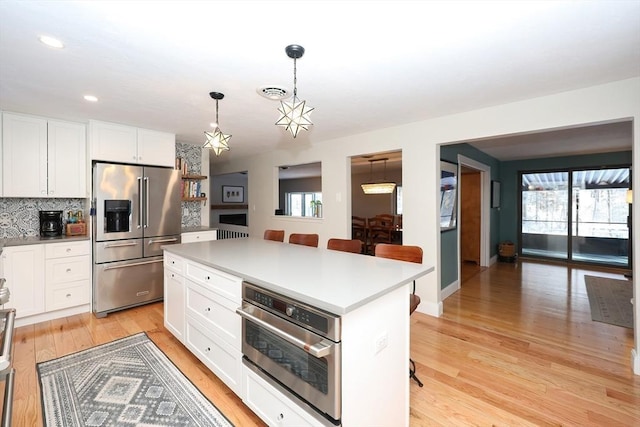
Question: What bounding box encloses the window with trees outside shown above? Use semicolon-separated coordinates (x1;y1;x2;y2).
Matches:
520;166;630;267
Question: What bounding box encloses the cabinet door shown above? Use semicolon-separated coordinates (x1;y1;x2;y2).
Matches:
137;128;175;167
2;245;45;318
89;120;138;163
2;112;47;197
47;119;87;197
164;269;185;342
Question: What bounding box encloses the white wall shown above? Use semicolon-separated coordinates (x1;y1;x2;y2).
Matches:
213;77;640;374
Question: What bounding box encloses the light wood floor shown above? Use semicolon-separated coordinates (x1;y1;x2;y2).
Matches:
8;259;640;426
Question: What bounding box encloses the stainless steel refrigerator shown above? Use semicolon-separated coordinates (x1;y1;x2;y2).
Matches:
92;162;181;317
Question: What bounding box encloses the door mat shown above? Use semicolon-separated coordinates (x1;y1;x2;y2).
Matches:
37;332;233;427
584;275;633;329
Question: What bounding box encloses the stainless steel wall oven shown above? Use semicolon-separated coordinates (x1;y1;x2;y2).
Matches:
237;282;342;425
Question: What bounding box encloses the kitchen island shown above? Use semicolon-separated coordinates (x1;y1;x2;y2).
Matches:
163;237;433;426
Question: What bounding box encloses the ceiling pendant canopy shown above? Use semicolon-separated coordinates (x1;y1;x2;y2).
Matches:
275;44;314;138
203;91;231;156
361;158;396;194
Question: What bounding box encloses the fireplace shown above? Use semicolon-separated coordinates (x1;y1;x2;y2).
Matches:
219;213;247;226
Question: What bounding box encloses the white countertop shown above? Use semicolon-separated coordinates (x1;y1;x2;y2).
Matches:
164;237;433;315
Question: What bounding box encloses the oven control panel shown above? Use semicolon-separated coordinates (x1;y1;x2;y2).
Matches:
242;281;341;341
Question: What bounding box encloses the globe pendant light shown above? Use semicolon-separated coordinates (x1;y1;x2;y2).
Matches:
276;44;314;138
203;91;231;156
361;158;396;194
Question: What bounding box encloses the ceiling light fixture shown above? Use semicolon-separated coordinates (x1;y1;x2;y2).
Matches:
361;158;397;194
83;95;98;102
203;92;231;156
39;35;64;49
275;44;314;138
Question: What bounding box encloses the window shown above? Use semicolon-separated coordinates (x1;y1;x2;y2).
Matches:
286;192;322;217
520;167;630;266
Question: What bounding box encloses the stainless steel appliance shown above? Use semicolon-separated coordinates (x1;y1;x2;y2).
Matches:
0;278;16;427
92;162;181;317
39;210;63;237
237;282;342;425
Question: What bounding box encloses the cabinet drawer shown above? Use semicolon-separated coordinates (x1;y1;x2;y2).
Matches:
185;316;242;396
186;280;240;350
46;280;90;311
243;362;325;427
164;252;184;274
46;255;90;284
185;262;241;302
45;240;90;258
181;231;217;243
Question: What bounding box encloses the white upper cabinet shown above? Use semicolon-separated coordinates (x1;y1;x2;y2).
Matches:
137;128;176;167
2;112;86;198
47;119;87;197
89;120;175;167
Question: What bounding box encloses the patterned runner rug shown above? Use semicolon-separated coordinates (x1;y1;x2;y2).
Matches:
584;275;633;329
37;332;233;427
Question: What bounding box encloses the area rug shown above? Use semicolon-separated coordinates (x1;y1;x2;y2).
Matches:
37;332;233;427
584;275;634;329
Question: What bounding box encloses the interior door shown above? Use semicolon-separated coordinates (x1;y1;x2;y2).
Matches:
461;170;481;264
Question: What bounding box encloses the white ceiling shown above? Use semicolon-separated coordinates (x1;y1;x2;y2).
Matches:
1;1;638;167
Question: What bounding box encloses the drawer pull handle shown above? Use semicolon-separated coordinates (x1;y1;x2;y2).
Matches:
205;307;211;312
66;293;71;298
206;276;210;280
206;347;211;352
66;248;71;252
277;414;284;421
66;268;72;273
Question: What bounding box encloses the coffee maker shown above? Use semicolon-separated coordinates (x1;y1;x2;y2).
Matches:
39;210;63;237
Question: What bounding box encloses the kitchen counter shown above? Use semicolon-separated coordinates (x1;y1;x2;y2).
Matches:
0;234;90;251
164;237;433;315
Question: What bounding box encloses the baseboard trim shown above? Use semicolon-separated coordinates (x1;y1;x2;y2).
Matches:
417;300;443;317
441;280;459;300
632;349;640;375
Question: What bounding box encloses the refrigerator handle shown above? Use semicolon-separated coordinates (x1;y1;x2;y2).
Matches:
144;177;150;228
137;176;143;229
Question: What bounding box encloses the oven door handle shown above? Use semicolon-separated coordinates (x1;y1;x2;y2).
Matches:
236;307;334;358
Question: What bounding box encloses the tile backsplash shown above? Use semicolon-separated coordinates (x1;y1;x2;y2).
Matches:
0;198;87;238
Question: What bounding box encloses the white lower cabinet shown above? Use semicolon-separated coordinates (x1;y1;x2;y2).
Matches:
1;240;91;325
185;315;243;396
2;244;45;318
45;240;91;312
243;363;325;427
163;252;185;342
163;255;243;396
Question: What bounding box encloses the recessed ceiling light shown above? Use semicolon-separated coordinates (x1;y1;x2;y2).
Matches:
83;95;98;102
39;35;64;49
257;85;290;101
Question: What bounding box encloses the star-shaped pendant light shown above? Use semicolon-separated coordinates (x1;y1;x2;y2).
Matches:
275;44;314;138
203;92;231;156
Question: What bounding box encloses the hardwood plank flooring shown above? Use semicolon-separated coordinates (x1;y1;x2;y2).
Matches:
7;259;639;426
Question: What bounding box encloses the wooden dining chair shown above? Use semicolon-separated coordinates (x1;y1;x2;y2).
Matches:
263;229;285;242
327;238;362;254
367;216;393;254
374;243;424;387
288;233;319;248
